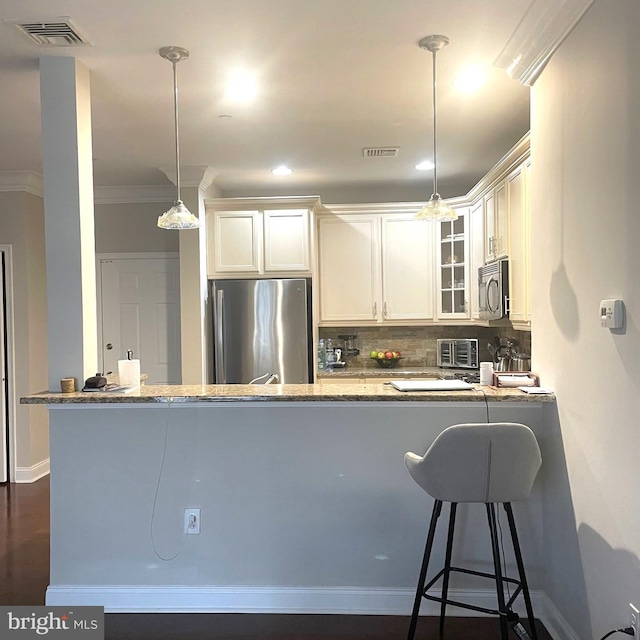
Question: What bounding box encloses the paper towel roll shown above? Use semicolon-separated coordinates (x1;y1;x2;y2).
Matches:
118;359;141;387
479;362;494;386
496;375;535;388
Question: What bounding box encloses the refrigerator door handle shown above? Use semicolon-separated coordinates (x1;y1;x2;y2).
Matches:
215;289;226;383
249;372;280;384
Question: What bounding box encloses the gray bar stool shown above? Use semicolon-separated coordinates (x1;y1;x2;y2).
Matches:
404;422;542;640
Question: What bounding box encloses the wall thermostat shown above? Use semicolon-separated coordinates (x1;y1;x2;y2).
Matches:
600;299;624;329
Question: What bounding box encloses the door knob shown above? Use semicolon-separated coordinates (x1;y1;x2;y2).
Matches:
106;343;113;350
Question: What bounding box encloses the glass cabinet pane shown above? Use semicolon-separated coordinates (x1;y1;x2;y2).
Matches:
442;265;453;289
442;291;453;314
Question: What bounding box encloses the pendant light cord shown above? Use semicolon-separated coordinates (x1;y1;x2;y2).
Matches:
431;48;439;198
171;60;182;202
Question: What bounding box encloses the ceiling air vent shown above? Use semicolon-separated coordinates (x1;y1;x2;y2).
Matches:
7;17;92;47
363;147;400;158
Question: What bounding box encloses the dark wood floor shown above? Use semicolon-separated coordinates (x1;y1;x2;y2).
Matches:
0;477;552;639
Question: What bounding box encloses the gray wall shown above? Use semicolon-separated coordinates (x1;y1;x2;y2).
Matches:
0;191;49;471
94;202;178;253
47;402;547;612
531;1;640;638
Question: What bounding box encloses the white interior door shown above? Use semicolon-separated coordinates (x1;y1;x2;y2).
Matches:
0;253;6;483
99;256;181;384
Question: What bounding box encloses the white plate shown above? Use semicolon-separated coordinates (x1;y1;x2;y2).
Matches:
390;379;474;392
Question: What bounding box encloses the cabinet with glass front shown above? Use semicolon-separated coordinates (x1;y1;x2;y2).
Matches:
437;207;469;318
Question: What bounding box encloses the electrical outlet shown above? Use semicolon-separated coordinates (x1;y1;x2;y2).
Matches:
630;603;639;637
184;508;200;534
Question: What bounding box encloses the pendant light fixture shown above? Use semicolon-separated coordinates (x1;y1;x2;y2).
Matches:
415;35;458;222
157;46;200;230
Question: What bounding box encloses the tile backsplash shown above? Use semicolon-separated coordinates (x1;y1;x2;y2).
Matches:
319;325;531;368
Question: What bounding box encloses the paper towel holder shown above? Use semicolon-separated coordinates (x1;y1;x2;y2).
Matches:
492;372;539;388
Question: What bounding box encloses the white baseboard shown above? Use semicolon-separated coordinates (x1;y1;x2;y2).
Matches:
46;585;544;617
538;593;582;640
14;458;50;483
46;585;580;638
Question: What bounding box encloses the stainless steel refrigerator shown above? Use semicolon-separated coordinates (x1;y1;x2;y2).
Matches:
210;278;313;384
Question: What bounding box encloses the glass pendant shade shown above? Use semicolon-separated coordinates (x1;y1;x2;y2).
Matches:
416;35;458;222
415;194;458;221
157;200;200;229
157;46;200;231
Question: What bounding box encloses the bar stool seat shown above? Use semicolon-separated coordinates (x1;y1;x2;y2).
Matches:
405;422;542;640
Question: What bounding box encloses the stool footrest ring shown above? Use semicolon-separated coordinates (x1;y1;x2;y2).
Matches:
423;566;522;593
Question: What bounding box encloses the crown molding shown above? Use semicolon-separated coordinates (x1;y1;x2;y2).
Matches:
0;171;44;197
319;197;470;217
205;195;323;213
159;165;217;191
93;185;175;205
495;0;595;86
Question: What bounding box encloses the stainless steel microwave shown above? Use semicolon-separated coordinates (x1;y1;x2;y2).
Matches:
479;259;509;321
437;339;479;369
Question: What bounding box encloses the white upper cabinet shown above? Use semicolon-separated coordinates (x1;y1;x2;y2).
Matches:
468;199;485;321
318;215;379;323
317;207;434;325
436;207;470;319
507;161;532;328
524;161;532;324
211;210;262;274
381;215;433;321
484;182;508;262
206;197;318;277
263;209;310;272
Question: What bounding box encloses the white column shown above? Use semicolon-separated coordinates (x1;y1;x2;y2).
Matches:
40;57;97;390
161;166;216;384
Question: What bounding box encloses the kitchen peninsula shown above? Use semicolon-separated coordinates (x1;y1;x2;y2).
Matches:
23;384;555;615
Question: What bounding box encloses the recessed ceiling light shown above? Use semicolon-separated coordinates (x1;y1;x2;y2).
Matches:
272;165;292;176
453;65;487;93
225;71;257;102
415;160;435;171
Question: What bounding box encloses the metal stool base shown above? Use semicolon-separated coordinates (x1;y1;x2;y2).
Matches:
407;501;537;640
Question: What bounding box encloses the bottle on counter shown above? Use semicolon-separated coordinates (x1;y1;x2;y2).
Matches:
325;338;335;373
317;339;326;372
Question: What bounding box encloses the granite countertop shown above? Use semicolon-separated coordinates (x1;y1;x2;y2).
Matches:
317;366;467;379
21;383;555;404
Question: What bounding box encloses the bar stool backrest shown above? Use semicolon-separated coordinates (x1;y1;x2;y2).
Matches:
405;422;541;503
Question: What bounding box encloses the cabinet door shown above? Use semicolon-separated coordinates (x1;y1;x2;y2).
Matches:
264;209;310;272
381;215;433;321
318;216;380;323
484;184;507;261
437;209;469;319
484;192;496;262
469;200;484;320
494;182;508;258
507;166;527;324
524;161;532;323
210;210;262;274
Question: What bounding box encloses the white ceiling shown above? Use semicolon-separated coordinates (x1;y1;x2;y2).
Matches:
0;0;532;198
